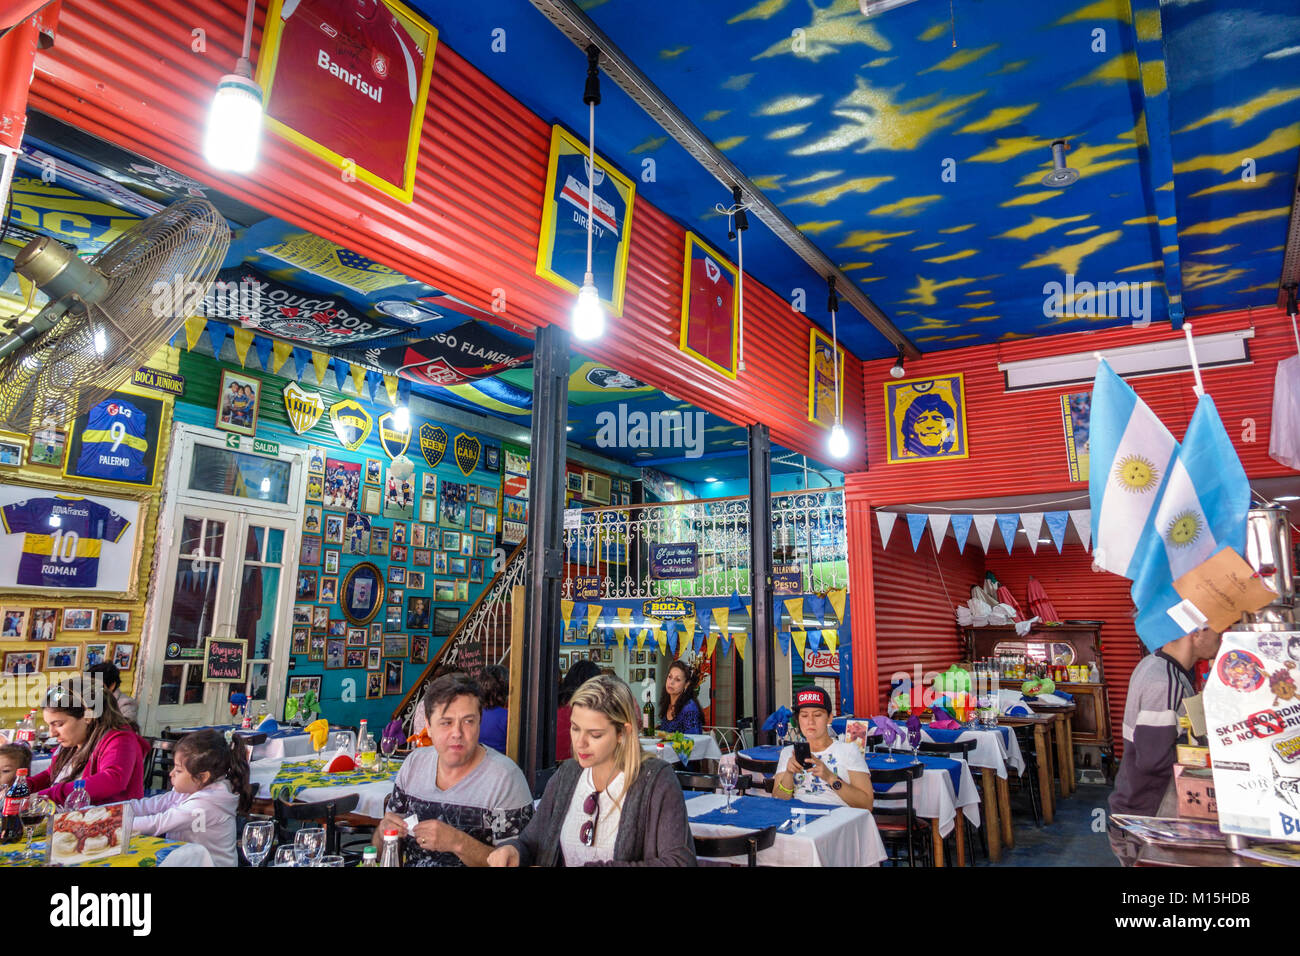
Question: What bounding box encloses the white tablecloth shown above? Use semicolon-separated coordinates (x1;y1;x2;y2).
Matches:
919;727;1025;778
249;757;395;819
160;842;214;867
685;793;886;867
641;734;723;764
251;732;329;761
875;759;981;838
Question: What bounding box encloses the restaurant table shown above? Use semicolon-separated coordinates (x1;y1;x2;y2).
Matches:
997;713;1059;823
1023;703;1077;798
249;757;397;818
684;793;886;867
1135;843;1268;867
865;752;980;867
0;834;213;867
917;724;1025;862
641;733;723;765
171;724;337;761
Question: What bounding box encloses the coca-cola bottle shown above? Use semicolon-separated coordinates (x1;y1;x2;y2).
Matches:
14;711;35;747
2;769;30;843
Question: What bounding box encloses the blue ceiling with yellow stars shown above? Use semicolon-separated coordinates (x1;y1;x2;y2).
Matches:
417;0;1299;358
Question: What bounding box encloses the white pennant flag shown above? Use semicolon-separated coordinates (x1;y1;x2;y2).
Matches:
876;511;899;548
973;514;998;552
1020;512;1044;554
927;513;951;552
1069;509;1092;551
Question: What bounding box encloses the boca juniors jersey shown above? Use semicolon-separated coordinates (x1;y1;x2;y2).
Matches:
76;398;149;483
1;496;130;589
686;255;735;369
551;152;626;297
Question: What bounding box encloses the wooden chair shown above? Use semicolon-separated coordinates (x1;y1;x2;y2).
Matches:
675;771;720;792
694;826;778;867
870;762;930;867
272;794;362;864
1007;725;1043;826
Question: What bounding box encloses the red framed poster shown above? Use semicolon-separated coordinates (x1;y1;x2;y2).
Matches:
678;233;739;379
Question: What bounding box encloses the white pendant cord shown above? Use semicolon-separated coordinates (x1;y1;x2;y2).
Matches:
831;305;842;426
240;0;255;67
1290;310;1299;359
1182;320;1204;398
715;198;753;374
586;101;595;282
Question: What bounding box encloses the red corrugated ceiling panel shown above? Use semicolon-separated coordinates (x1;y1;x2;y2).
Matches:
985;548;1141;759
28;0;864;468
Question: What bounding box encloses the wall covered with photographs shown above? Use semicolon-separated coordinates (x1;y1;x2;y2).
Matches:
0;350;180;722
171;349;504;731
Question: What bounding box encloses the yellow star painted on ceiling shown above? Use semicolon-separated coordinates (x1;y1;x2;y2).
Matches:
1181;207;1290;236
989;60;1029;75
919;21;949;41
789;175;894;206
964;289;992;295
836;228;913;249
958;105;1039;134
1182;263;1252;291
788;170;842;186
1021;230;1123;275
753;0;891;63
660;46;690;60
940;224;976;234
912;242;944;251
713;136;749;150
1237;282;1280;294
921;44;999;74
756;94;823;116
767;124;811;139
906;317;962;331
1174;124;1300;174
902;275;978;306
947;334;981;342
1189;244;1238;256
702;110;731;122
794;79;985;154
996;214;1091;240
839;262;873;271
728;0;791;23
1067;51;1138;88
1188;172;1282;198
865;56;894;67
1122;215;1177;226
960;301;995;309
869;194;944;217
967;136;1043;163
1000;332;1033;340
721;74;755;91
1066;226;1100;235
749;174;786;190
1056;0;1130;26
1176;88;1300;133
1001;191;1063;207
630;136;667;154
925;249;978;263
966;316;1001;323
797;220;843;235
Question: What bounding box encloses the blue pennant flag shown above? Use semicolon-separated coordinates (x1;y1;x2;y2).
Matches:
996;514;1021;554
719;632;732;657
777;630;791;656
692;624;704;653
206;321;229;360
951;514;973;554
571;603;587;633
666;619;680;653
1044;511;1070;554
808;594;827;627
253;336;272;371
333;359;350;391
906;513;928;551
729;589;745;613
807;628;823;652
366;371;380;402
291;348;310;382
169;328;185;349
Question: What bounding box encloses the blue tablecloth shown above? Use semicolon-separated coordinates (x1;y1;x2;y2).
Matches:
180;724;305;740
687;794;836;828
921;724;1012;749
739;745;784;764
866;752;962;793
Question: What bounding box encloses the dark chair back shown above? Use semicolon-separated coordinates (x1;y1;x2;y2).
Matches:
532;764;559;801
918;739;976;761
143;738;176;793
871;762;925;867
675;771;719;792
272;794;361;856
737;753;777;775
693;825;778;867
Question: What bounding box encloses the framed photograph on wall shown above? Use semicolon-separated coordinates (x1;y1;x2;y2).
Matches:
475;537;493;558
325;639;346;669
345;647;367;669
419;495;437;523
304;504;322;535
362;485;382;515
407;570;425;590
411;523;427;548
308;633;325;661
347;627;367;646
324;550;340;575
312;606;330;630
345;513;371;555
383;634;409;658
369;623;382;644
319;577;338;603
324;458;360;511
384;660;403;696
366;671;384;699
28;427;66;469
432;551;448;574
215;369;261;436
28;608;57;640
367;647;381;670
62;608;95;632
411;634;429;665
442;530;460;552
391;522;407;545
299;534;322;567
292;628;309;655
1;607;29;638
296;569;318;601
391;545;408;563
412;548;431;567
388;587;404;606
883;372;969;465
323;514;344;546
98;610;130;634
46;644;80;669
84;642;110;667
3;650;42;675
365;458;383;485
370;526;390;557
112;643;135;671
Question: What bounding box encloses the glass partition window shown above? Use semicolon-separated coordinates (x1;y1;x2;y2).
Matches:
188;443;292;503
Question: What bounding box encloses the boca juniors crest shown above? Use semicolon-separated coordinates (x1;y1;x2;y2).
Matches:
329;399;372;451
453;432;481;476
418;423;448;467
377;411;411;460
283;382;325;434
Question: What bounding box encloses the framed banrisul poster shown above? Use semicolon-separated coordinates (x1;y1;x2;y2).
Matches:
807;329;845;431
883;373;969;465
255;0;437;203
678;233;738;379
535;125;637;318
63;389;167;488
0;482;144;596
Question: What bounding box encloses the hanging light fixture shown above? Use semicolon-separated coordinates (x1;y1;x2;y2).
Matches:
1041;139;1079;188
392;405;411;431
572;45;605;341
204;0;263;173
826;276;849;459
889;343;906;379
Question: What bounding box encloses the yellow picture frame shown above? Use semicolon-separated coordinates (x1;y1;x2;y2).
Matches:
678;233;739;379
807;328;845;430
883;372;970;465
255;0;438;204
535;125;637;318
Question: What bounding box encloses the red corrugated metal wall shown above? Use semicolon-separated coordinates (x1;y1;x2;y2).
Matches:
27;0;865;468
984;548;1140;759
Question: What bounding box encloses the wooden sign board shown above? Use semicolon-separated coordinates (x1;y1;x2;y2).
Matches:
202;636;248;683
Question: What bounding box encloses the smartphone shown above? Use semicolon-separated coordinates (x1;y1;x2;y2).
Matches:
792;742;812;768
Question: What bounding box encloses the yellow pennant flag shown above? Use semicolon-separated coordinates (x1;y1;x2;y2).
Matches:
350;363;367;396
272;340;293;375
183;315;205;351
560;600;574;631
636;629;648;651
655;629;668;656
144;343;180;373
822;628;839;654
312;351;330;386
706;633;719;658
792;628;807;660
587;604;602;634
734;633;747;660
784;598;804;629
827;588;848;625
711;607;729;637
616;608;632;648
231;326;254;367
383;374;399;406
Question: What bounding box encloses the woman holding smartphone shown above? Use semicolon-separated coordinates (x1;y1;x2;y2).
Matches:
773;687;873;809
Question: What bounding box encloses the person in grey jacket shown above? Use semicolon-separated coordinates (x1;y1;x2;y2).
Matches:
487;675;696;867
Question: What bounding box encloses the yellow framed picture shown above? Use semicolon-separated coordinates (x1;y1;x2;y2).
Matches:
807;328;845;430
535;125;637;318
678;233;739;379
255;0;438;203
883;373;970;465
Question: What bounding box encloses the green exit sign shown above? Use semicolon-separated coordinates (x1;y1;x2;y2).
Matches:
253;438;280;457
225;433;240;449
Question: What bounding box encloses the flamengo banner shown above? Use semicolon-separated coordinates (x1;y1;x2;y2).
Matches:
256;0;437;203
354;321;532;388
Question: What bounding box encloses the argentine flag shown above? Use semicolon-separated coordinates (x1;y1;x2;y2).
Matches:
1089;360;1179;579
1129;393;1250;649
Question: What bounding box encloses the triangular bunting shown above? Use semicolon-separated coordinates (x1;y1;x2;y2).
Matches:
206;321;229;360
711;607;729;636
734;633;747;659
291;347;310;382
806;628;822;652
232;326;254;367
271;340;293;375
1021;512;1044;554
822;628;838;654
1045;511;1070;553
776;630;791;657
561;599;574;631
587;604;601;635
706;633;719;658
1069;509;1092;551
253;336;272;371
906;512;928;552
806;594;827;627
383;374;399;406
826;588;847;626
333;359;350;392
927;513;951;552
996;514;1021;554
366;370;379;402
791;629;807;659
876;511;898;548
655;629;668;656
951;514;973;554
783;598;803;629
728;590;745;613
616;608;632;632
184;315;206;351
350;364;367;396
312;351;330;386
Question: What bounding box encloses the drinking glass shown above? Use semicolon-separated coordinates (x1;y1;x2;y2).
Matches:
718;761;739;815
792;808;807;833
21;795;54;861
273;846;297;867
314;854;345;867
295;826;326;866
333;731;352;757
380;732;400;771
356;734;377;770
908;724;922;762
241;820;274;867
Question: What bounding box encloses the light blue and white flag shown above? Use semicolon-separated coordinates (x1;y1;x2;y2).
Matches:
1130;392;1250;649
1089;360;1179;578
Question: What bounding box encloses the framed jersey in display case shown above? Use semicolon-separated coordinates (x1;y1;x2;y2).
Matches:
63;389;167;488
678;233;738;379
0;482;145;596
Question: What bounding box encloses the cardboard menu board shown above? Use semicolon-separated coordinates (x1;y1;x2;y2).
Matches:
202;637;248;683
48;802;132;865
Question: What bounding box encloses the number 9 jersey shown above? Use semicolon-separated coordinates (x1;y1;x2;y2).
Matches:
1;495;130;588
77;398;149;483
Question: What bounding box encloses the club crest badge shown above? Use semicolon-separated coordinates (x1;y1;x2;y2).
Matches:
453;432;481;476
329;399;372;451
418;423;448;467
283;382;325;435
378;411;411;460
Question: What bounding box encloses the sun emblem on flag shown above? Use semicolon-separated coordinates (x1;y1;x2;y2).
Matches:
1114;455;1159;493
1166;511;1203;548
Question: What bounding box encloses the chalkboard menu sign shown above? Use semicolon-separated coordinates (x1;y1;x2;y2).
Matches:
202;637;248;683
650;542;698;580
572;575;602;600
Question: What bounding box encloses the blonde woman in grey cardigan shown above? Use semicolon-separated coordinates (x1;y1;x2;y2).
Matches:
487;676;697;867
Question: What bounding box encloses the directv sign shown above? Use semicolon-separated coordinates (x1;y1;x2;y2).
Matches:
642;599;694;619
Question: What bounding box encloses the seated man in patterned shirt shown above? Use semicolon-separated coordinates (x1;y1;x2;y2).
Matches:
376;673;533;866
773;687;873;809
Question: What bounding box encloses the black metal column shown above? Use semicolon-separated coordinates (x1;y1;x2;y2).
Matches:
747;423;775;743
519;324;569;789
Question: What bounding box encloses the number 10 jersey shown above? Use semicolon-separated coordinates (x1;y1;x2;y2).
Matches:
0;495;131;588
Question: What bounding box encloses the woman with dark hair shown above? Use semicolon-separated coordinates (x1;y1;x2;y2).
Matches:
479;665;510;754
556;660;602;762
28;677;149;806
658;660;702;734
901;394;957;457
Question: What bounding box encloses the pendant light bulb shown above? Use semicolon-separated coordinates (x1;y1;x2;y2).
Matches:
573;275;605;341
890;344;906;379
828;423;850;459
393;405;410;431
204;1;263;174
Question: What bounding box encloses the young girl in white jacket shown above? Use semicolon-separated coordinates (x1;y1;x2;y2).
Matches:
129;729;250;867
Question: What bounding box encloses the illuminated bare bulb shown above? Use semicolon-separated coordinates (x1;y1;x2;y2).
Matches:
93;328;107;355
572;275;604;341
828;423;850;459
204;69;263;173
393;406;410;431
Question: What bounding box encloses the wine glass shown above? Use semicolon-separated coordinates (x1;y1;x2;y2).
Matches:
356;733;377;770
314;854;345;866
241;820;274;867
273;846;297;867
295;826;326;866
20;794;54;861
718;760;739;815
333;731;352;757
380;732;400;771
908;723;922;763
